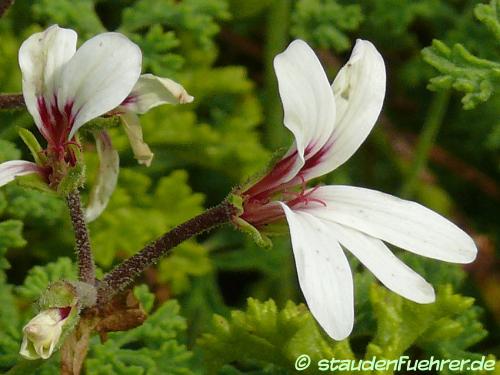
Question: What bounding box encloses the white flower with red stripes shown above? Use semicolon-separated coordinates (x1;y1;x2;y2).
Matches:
236;39;477;340
0;25;193;220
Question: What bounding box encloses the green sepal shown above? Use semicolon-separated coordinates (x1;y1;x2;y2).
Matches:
233;217;273;248
56;162;86;196
260;221;289;237
38;280;79;309
226;193;243;216
17;128;46;166
15;174;55;195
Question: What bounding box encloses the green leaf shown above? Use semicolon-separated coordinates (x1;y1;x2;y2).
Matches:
31;0;105;39
198;298;353;374
422;40;500;109
291;0;363;52
16;258;77;301
0;220;26;273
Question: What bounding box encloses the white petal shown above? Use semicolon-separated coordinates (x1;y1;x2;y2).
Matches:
58;32;142;139
120;112;154;166
306;186;477;263
303;40;386;180
122;73;194;114
18;25;77;132
85;131;119;222
273;40;336;182
0;160;43;187
325;222;435;303
280;203;354;340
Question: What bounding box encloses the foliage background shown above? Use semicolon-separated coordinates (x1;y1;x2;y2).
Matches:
0;0;499;373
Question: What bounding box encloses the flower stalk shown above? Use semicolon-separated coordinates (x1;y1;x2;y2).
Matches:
0;93;25;110
97;200;235;303
66;191;95;285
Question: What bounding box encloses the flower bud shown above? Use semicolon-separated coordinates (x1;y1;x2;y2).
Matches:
18;280;96;360
19;307;72;360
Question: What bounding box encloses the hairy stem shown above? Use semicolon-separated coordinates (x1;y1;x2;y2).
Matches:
98;201;234;303
0;93;25;110
0;0;15;18
66;191;96;284
400;91;450;198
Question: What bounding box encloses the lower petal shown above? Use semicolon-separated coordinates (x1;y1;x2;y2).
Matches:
280;203;354;340
326;222;435;303
306;186;477;264
85;131;119;222
0;160;44;187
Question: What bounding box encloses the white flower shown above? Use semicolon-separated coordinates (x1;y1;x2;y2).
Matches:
237;40;477;340
84;75;194;221
19;307;71;360
0;24;142;188
85;131;119;222
0;25;193;220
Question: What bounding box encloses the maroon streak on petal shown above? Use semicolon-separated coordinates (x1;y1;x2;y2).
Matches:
244;150;299;200
121;94;137;107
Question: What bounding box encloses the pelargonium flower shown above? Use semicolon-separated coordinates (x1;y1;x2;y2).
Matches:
0;24;142;188
0;25;193;193
233;40;477;340
84;76;194;221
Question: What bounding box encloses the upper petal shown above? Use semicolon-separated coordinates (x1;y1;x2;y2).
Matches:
122;74;194;114
85;131;119;222
0;160;44;187
303;39;386;180
280;203;354;340
326;222;435;303
273;40;336;183
18;25;77;132
305;186;477;263
58;32;142;139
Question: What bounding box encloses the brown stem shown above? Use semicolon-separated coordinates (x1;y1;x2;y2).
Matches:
0;93;25;110
60;318;95;375
66;191;96;284
98;200;234;303
0;0;15;18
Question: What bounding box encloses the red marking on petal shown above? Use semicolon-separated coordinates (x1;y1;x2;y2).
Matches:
121;94;137;107
58;306;72;321
301;142;332;174
244;150;299;200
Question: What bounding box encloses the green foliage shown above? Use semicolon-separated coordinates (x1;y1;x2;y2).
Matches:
0;0;498;373
198;298;353;374
32;0;105;39
86;299;194;375
16;257;76;301
0;140;20;162
423;40;500;110
200;283;496;375
0;219;26;275
88;169;205;267
422;1;500;109
0;277;21;370
291;0;363;52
